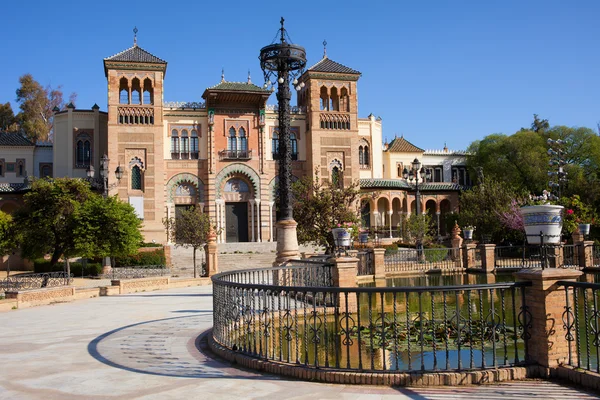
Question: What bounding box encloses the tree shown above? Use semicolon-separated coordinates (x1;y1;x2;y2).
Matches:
405;214;433;246
163;207;212;278
0;211;18;276
0;103;18;132
15;74;77;141
455;179;524;243
291;173;363;253
531;114;549;133
74;195;143;260
14;178;93;273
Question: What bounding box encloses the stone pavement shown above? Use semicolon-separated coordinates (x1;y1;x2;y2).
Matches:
0;285;598;399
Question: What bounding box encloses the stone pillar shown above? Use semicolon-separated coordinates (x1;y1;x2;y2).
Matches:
268;202;274;242
372;248;386;279
164;245;172;268
204;227;218;277
102;258;112;275
332;256;358;312
274;220;300;265
516;269;583;368
579;240;594;269
255;199;261;242
250;200;255;242
572;228;584;245
462;243;477;270
479;243;496;273
450;222;463;262
387;210;393;238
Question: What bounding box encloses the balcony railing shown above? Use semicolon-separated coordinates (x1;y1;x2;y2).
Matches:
171;151;199;160
219;149;252;161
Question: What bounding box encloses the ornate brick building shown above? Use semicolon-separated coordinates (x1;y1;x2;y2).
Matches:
1;37;469;243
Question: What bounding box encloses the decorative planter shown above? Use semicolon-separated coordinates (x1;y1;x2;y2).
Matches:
332;228;352;247
579;223;591;236
519;205;564;244
463;229;474;240
358;232;369;244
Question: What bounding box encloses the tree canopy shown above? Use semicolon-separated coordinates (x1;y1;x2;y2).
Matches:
3;74;77;141
163;206;212;278
291;173;364;253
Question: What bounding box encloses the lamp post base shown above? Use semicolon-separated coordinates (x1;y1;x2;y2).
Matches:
274;219;301;265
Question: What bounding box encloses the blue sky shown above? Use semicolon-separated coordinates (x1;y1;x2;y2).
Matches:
1;0;598;150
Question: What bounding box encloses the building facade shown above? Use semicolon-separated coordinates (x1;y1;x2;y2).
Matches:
0;38;470;243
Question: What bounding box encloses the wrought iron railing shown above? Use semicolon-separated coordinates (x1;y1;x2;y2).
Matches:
357;251;374;276
562;244;580;268
592;243;600;268
212;262;532;373
384;248;462;273
494;246;543;269
558;280;600;372
103;267;170;280
218;149;253;160
0;272;72;292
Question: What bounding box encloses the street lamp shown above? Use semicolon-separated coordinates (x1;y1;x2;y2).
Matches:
403;158;431;215
259;18;306;263
86;154;124;198
547;138;567;200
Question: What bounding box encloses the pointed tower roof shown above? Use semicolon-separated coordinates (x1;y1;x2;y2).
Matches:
386;137;424;153
307;57;361;75
103;29;167;77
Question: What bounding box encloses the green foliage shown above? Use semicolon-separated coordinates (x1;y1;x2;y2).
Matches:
0;210;17;257
163;206;212;278
291;172;365;253
15;74;77;141
383;244;398;255
455;179;522;243
74;194;143;259
32;259;102;276
405;214;433;245
558;194;598;234
139;242;162;248
423;244;448;263
0;102;18;132
15;178;94;266
113;249;165;267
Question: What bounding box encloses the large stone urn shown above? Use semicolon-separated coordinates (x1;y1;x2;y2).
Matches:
520;205;564;244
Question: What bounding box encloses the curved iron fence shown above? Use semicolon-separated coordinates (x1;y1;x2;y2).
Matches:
212;260;532;373
1;272;72;292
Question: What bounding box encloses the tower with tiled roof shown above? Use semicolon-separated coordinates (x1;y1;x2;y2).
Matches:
103;28;168;242
297;43;361;187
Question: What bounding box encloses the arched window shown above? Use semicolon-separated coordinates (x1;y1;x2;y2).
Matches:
131;78;141;105
171;129;179;159
290;133;298;160
330;87;339;111
359;146;364;165
190;129;199;159
364;145;370;166
320;86;328;111
272;131;279;159
238;127;247;155
228;127;237;153
131;166;142;190
76;137;91;167
41;165;51;178
331;166;340;188
119;77;129;104
340;87;349;112
181;129;189;159
143;78;153;104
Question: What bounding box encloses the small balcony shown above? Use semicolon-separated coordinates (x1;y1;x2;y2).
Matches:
219;149;253;161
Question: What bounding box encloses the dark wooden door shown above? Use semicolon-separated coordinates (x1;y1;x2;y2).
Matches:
174;205;193;243
225;202;248;242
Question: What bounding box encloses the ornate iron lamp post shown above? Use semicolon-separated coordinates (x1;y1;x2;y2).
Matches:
86;154;124;198
403;158;431;253
547;138;567;200
259;18;306;263
403;158;430;216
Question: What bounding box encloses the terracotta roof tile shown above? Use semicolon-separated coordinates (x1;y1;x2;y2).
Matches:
308;57;360;74
105;45;166;64
206;81;271;93
386;137;423;153
0;132;34;147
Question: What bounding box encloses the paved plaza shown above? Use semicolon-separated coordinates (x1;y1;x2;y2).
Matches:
0;285;598;399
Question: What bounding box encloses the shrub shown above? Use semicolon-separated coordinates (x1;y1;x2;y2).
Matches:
139;242;163;248
33;259;102;276
383;244;398;256
424;244;449;263
114;248;165;267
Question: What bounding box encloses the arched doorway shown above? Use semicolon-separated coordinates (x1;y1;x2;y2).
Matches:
439;199;452;236
223;178;252;242
361;199;371;228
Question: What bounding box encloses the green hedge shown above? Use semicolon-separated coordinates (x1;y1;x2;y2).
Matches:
139;242;163;248
114;248;166;267
33;259;102;276
424;244;449;263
